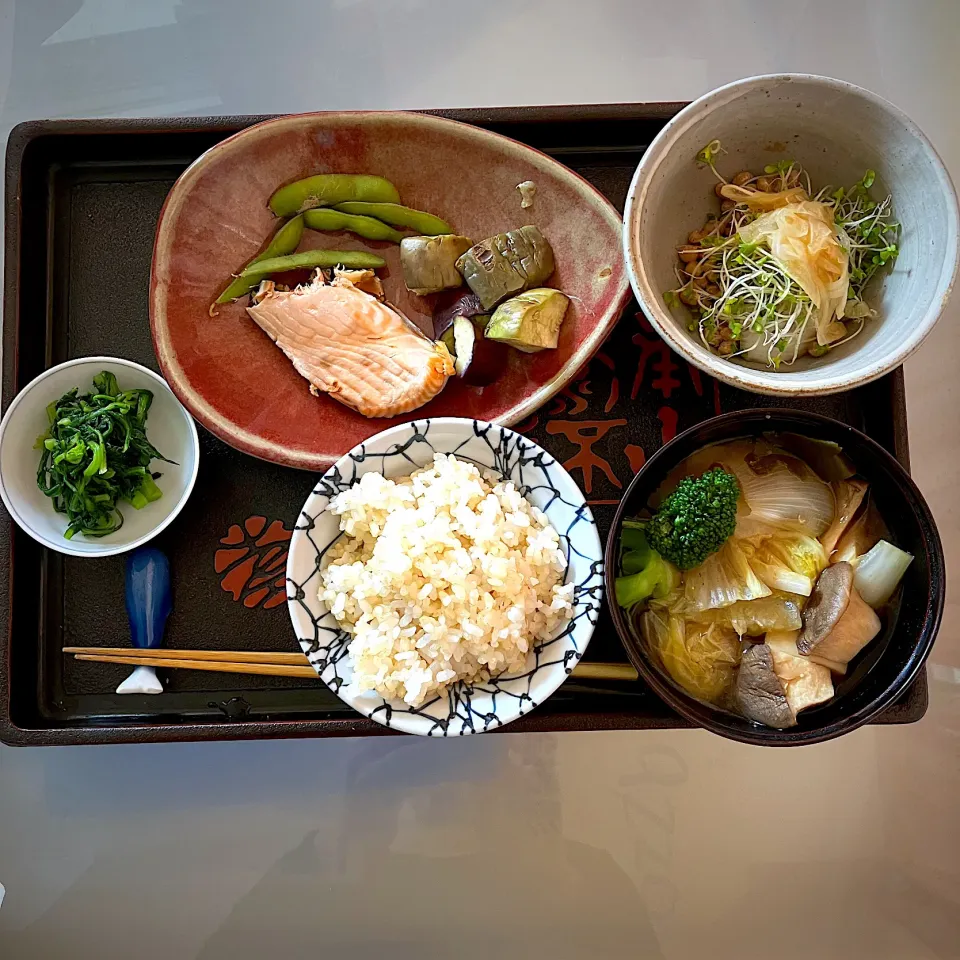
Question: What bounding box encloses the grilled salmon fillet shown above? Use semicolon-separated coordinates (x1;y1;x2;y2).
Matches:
246;272;454;418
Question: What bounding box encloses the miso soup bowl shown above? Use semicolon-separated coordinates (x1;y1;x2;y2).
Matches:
604;410;944;746
623;74;960;396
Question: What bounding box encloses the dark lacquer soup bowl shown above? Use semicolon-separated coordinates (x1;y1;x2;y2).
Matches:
605;409;944;746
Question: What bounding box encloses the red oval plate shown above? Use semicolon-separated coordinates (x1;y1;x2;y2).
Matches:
151;112;630;470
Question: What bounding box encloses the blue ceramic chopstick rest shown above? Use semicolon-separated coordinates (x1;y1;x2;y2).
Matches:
116;547;171;695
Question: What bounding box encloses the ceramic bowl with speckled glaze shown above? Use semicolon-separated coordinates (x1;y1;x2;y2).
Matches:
624;74;960;396
151;111;630;470
285;418;603;736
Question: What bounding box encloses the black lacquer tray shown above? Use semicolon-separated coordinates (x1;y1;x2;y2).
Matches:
0;105;926;744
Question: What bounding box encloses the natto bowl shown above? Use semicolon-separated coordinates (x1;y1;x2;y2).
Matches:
623;74;960;396
604;409;944;746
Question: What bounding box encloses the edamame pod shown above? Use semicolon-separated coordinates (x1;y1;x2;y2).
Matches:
215;215;304;304
303;208;403;243
269;174;400;217
333;202;452;236
238;249;385;277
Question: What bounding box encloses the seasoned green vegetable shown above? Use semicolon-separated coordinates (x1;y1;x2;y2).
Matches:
36;371;175;539
216;215;304;304
303;208;403;243
647;468;740;571
239;249;385;277
485;288;568;352
334;202;452;236
400;235;473;295
269;174;400;217
456;225;555;309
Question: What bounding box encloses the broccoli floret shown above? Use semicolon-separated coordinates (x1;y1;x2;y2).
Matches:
646;467;740;570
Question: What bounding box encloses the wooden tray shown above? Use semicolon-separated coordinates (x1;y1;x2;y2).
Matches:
0;105;927;745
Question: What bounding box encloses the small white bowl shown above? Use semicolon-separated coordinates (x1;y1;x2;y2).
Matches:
0;357;199;557
286;418;603;736
623;74;960;396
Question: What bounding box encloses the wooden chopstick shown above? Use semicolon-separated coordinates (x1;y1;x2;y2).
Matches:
570;661;638;682
67;647;639;682
74;653;318;678
63;646;307;666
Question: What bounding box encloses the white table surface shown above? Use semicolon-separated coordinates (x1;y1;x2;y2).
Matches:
1;2;958;958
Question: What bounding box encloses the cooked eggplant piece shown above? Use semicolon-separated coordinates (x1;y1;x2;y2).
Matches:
796;562;880;664
441;314;487;355
439;315;506;386
400;235;473;295
485;288;569;353
452;316;475;378
456;225;555;309
439;325;456;356
433;292;486;339
736;642;796;728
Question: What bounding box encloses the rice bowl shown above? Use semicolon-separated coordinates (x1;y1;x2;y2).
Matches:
286;418;603;736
